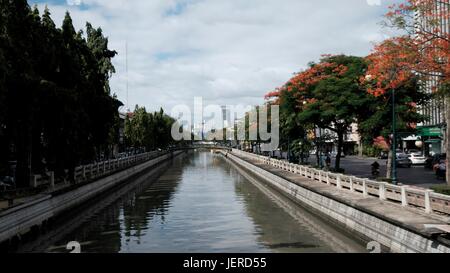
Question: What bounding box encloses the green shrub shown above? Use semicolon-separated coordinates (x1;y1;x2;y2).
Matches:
431;185;450;196
363;145;383;158
377;177;392;183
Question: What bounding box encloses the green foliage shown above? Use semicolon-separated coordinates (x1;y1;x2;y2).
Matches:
363;145;383;158
430;185;450;196
297;55;369;169
358;77;430;144
0;1;122;186
276;54;430;171
124;106;176;151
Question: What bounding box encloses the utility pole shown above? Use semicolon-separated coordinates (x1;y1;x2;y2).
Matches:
126;41;129;112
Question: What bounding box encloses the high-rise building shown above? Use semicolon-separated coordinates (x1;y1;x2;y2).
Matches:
415;0;450;155
221;105;231;128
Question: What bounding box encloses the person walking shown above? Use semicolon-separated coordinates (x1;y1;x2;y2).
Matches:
325;154;331;170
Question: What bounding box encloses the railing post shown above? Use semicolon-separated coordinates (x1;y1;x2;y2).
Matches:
97;163;100;177
379;182;386;201
363;179;368;197
349;176;354;192
326;172;330;185
49;171;55;189
401;186;408;207
30;175;37;188
336;175;342;189
90;164;93;178
103;161;106;174
82;165;86;179
318;171;322;182
424;190;433;214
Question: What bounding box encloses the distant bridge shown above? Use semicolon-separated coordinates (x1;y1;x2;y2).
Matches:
176;143;233;151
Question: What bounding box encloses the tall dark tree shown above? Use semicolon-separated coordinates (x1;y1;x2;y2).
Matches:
124;106;176;152
0;2;123;186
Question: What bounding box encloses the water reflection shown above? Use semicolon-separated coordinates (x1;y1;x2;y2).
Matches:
22;151;365;253
227;159;366;253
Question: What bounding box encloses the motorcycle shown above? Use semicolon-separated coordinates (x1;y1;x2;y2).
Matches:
371;161;380;177
371;167;380;177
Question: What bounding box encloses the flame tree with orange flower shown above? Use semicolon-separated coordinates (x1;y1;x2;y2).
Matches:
362;40;430;180
268;55;371;170
369;0;450;183
267;54;429;174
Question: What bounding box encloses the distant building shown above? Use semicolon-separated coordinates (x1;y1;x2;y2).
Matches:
317;124;361;156
414;0;449;155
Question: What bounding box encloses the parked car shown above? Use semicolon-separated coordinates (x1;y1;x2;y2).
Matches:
331;151;346;158
378;151;388;159
396;155;412;168
408;153;427;165
425;153;446;169
408;149;422;156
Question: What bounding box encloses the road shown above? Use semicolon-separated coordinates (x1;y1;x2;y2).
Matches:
331;156;447;189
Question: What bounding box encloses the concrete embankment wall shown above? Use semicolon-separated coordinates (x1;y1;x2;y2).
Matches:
224;151;450;253
0;150;184;244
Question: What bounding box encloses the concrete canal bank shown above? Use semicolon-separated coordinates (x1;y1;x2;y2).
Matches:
224;150;450;253
0;150;185;245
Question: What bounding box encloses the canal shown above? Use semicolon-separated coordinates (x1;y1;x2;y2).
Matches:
19;151;367;253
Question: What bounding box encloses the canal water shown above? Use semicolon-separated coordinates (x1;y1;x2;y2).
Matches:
21;151;367;253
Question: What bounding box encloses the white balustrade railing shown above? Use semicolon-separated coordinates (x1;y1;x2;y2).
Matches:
231;149;450;216
30;150;168;189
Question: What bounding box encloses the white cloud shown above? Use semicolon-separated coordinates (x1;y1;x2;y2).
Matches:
30;0;399;113
66;0;82;6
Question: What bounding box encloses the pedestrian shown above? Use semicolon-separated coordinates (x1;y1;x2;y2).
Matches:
325;154;331;170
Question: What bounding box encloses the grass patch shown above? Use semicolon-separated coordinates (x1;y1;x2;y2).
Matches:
430;185;450;196
376;177;392;183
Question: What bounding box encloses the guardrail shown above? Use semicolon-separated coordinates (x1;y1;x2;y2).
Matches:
231;149;450;216
29;150;167;189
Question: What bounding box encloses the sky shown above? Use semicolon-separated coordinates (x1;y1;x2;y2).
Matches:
28;0;402;114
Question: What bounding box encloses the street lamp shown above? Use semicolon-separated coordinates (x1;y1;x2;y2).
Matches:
391;87;398;185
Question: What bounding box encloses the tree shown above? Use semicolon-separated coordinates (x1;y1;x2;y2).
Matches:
0;2;7;174
275;85;312;163
362;38;431;179
266;55;370;170
124;106;176;152
0;3;123;186
383;0;450;183
296;55;370;170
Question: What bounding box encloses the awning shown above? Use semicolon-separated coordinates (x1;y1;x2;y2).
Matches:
417;127;442;137
425;139;442;144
